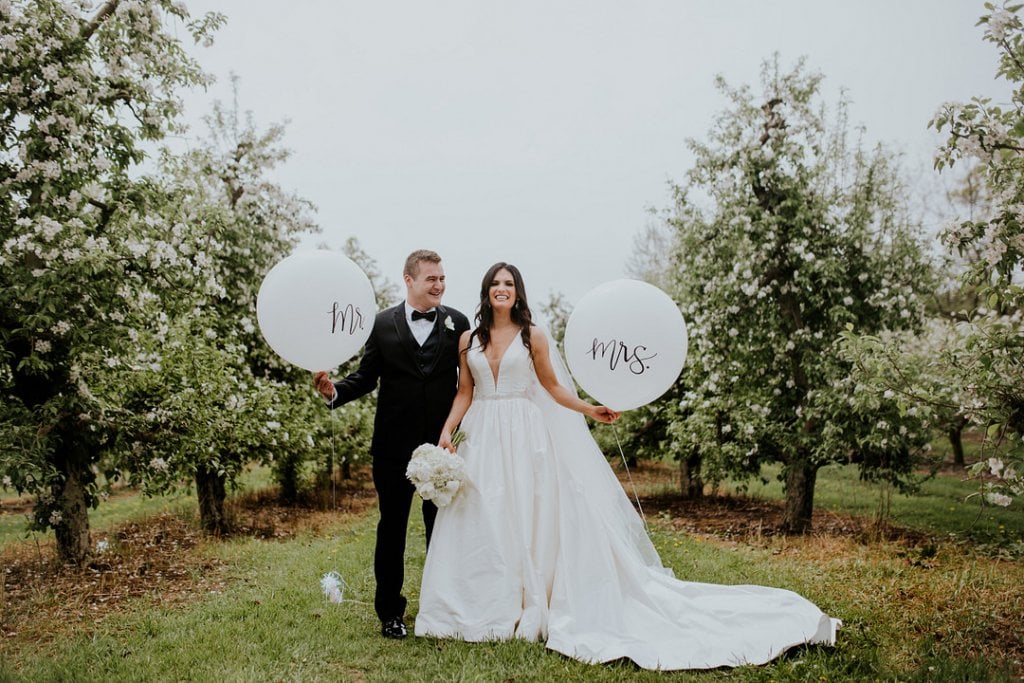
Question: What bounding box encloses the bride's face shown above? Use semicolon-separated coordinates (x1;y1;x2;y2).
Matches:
488;268;516;313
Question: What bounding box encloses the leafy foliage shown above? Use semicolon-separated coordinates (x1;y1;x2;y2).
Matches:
659;57;936;529
0;0;224;561
846;3;1024;507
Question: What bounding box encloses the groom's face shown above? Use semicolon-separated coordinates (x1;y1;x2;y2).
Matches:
405;261;446;311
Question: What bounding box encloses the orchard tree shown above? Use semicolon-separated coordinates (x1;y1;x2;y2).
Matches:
848;3;1024;507
93;314;320;532
666;58;935;533
931;164;992;320
92;93;323;529
0;0;223;564
934;3;1024;491
842;167;996;469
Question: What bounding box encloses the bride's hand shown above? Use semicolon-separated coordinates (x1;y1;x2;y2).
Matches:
590;405;620;423
438;431;455;452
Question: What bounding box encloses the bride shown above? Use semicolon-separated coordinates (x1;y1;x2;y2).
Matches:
414;262;838;670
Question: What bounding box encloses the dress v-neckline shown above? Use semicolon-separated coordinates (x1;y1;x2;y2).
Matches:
485;336;518;390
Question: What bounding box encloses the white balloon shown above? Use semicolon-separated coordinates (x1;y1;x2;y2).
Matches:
256;250;376;371
563;279;688;412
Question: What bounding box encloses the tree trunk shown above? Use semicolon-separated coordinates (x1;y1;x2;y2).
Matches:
948;419;966;466
53;458;91;566
276;456;300;505
195;466;229;535
679;449;704;500
947;427;965;466
781;459;817;534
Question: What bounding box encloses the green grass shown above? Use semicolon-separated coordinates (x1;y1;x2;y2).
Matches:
0;466;277;547
4;504;1021;681
2;466;1021;681
714;462;1024;547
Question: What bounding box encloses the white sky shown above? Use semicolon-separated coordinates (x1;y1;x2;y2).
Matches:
176;1;1003;317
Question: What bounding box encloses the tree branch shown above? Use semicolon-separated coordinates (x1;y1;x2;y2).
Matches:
82;0;122;42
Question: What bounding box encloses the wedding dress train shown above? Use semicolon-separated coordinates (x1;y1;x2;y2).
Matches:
415;333;838;670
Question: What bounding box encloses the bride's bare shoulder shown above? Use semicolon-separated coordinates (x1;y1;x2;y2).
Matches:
527;325;549;349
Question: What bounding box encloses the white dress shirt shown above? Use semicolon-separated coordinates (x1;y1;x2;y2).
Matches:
405;302;437;346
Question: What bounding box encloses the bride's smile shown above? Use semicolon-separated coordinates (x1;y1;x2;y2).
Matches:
489;269;516;310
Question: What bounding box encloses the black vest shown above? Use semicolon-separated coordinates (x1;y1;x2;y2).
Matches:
414;328;440;373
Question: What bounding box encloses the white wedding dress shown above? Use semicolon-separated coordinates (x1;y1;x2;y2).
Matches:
415;333;838;670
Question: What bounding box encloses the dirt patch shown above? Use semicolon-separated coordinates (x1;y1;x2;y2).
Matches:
639;492;933;546
228;479;378;539
1;511;220;645
0;472;377;648
615;460;941;546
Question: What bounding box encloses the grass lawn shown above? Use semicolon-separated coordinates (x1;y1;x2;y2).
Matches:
626;455;1023;550
1;464;1021;681
0;467;277;547
724;462;1023;547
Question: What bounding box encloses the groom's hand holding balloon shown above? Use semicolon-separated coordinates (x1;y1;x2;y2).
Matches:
313;371;335;401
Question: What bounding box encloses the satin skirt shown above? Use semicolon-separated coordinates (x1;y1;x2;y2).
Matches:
415;395;838;670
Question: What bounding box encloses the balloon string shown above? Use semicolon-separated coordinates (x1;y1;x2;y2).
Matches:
330;398;337;510
611;423;648;532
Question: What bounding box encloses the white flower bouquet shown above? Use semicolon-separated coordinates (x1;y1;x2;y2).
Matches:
406;442;466;507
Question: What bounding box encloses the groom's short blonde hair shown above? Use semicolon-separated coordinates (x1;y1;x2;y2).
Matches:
404;249;442;278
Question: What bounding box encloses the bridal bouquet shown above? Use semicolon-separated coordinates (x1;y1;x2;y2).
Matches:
406;440;466;507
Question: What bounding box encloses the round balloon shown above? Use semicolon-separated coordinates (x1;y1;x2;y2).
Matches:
563;279;688;412
256;250;376;371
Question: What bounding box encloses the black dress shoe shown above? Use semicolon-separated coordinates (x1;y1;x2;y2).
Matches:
381;616;407;639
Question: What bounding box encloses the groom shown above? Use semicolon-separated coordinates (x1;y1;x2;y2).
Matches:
314;249;470;639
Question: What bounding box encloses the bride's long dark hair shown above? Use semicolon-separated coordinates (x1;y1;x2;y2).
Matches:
469;262;533;354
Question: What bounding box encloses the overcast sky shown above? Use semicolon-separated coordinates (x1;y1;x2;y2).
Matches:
177;1;1002;317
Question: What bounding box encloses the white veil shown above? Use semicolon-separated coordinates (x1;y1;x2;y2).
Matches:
526;326;669;575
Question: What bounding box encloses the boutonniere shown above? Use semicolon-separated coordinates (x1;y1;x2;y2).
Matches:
444;316;455;331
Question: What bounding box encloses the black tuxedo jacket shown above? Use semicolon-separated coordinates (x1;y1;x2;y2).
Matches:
331;303;471;463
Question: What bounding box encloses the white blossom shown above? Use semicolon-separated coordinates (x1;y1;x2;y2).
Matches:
987;8;1017;41
989;458;1005;477
985;491;1013;507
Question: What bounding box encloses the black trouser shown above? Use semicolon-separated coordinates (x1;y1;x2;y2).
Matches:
371;460;438;622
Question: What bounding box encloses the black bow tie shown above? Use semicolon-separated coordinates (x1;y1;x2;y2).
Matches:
411;309;437;322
